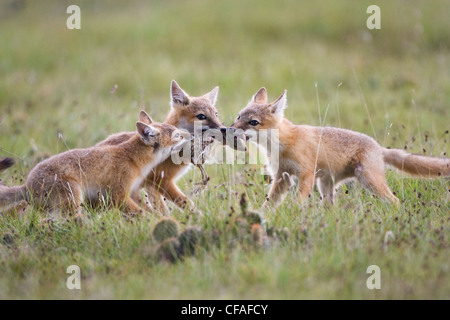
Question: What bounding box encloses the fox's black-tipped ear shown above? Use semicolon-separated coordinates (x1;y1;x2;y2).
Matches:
136;122;160;144
171;80;190;107
204;86;219;106
252;87;268;104
270;90;287;117
139;110;153;125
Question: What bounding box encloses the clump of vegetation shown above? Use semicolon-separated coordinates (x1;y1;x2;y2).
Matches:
156;237;182;263
240;193;264;225
1;232;16;246
152;221;205;263
152;194;269;264
152;218;180;243
224;193;268;249
178;226;204;256
251;224;264;248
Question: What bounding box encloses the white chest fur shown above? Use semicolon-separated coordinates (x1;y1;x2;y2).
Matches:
131;147;172;192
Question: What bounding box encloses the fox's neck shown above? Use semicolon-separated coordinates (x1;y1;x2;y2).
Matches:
121;134;157;168
262;118;294;156
165;109;180;127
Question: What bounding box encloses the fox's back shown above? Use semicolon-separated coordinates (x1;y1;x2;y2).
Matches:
315;126;378;153
280;124;380;175
27;146;122;185
95;132;134;147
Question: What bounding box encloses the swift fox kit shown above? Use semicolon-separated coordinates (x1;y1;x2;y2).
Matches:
0;113;186;215
231;88;449;207
97;80;228;212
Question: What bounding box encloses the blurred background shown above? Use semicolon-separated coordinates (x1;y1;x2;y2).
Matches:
0;0;449;300
0;0;449;162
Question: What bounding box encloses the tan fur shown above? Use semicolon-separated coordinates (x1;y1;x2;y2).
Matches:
0;113;185;216
96;80;227;213
231;88;449;207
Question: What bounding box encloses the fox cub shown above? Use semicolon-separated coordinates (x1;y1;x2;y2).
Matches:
97;80;228;212
0;112;186;215
231;88;449;207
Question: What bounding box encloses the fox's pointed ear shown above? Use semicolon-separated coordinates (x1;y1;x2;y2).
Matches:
252;87;268;104
139;110;153;125
270;90;287;117
204;86;219;106
136;122;159;144
171;80;190;107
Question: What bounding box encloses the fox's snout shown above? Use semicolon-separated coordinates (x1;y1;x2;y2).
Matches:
204;119;227;132
219;127;248;151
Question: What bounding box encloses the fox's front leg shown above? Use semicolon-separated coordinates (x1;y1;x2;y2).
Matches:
159;180;195;211
122;197;145;216
296;172;315;203
262;173;291;209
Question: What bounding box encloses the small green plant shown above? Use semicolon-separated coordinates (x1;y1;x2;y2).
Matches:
250;223;264;248
156;237;182;263
178;226;203;256
152;218;180;243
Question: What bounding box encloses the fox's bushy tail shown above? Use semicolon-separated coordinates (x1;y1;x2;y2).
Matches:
383;148;450;177
0;185;28;207
0;158;14;173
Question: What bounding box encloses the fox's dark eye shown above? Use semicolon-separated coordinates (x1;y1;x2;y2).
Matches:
249;120;259;126
197;114;207;120
237;116;241;120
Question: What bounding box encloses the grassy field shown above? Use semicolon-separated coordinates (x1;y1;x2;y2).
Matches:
0;0;449;299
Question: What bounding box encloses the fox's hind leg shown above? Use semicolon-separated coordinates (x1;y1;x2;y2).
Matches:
39;180;83;216
355;163;400;205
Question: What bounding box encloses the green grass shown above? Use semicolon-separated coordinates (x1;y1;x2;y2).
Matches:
0;0;449;299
